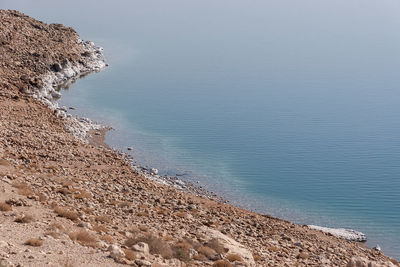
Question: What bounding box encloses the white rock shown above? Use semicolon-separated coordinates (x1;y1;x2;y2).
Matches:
200;226;255;266
132;242;149;254
150;168;158;175
373;244;381;251
308;225;367;242
107;244;125;260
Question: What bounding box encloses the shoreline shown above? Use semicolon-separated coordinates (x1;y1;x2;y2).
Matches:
0;9;398;266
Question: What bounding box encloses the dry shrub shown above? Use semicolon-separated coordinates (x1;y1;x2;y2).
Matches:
12;182;34;196
193;254;208;261
15;214;34;223
74;191;92;199
37;193;47;202
82;207;94;214
207;238;226;254
253;253;262;261
95;215;111;224
125;234;173;259
92;224;108;233
25;238;43;247
108;200;120;205
54;207;79;221
56;188;72;195
268;246;280;252
173;241;193;262
45;231;62;239
101;234;115;244
118;201;131;208
136;211;149;217
226;253;243;262
212;260;233;267
69;230;97;247
0;202;12;212
137;204;148;209
138;225;148;232
123;249;136;260
197;245;217;258
174;211;186;218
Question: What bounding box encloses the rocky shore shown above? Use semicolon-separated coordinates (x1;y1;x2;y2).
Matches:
0;9;399;267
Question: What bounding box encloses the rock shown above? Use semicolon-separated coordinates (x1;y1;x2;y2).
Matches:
200;227;255;266
373;245;381;251
0;241;8;248
107;244;125;260
150;168;158;175
127;147;133;151
51;90;61;99
51;63;62;72
132;242;149;255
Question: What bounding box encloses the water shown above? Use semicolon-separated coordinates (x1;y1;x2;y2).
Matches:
2;0;400;259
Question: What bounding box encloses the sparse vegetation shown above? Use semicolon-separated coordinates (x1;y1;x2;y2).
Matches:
25;238;43;247
54;207;79;221
226;253;243;262
125;234;173;259
95;215;111;223
0;202;12;211
15;214;34;223
68;230;97;247
212;260;233;267
123;249;136;260
12;181;34;196
206;238;226;254
197;245;217;258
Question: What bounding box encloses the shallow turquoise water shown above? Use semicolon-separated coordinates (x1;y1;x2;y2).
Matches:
3;0;400;258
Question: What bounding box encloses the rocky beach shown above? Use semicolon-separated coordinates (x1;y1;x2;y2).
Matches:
0;9;399;267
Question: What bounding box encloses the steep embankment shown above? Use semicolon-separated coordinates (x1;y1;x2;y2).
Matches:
0;9;398;267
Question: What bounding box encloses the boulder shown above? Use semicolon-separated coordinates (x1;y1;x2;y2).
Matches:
132;242;150;255
200;227;255;266
107;244;125;260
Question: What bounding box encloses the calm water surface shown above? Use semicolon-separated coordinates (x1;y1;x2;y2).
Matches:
2;0;400;258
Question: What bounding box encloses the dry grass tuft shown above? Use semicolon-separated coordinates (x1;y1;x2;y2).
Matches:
68;230;97;247
193;254;208;261
56;188;73;195
267;246;280;252
73;189;92;199
100;234;116;244
226;253;243;262
197;245;217;258
12;182;34;196
123;249;136;261
206;238;226;254
25;238;43;247
212;260;233;267
54;207;79;221
15;214;34;223
0;202;12;212
172;241;193;262
92;224;108;233
125;234;173;259
95;215;111;224
136;211;149;217
253;253;262;262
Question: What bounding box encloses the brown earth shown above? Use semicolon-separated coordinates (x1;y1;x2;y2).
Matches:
0;9;399;267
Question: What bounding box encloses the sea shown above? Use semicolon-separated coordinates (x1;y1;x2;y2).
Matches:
2;0;400;259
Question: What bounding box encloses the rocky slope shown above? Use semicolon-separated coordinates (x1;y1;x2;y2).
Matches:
0;9;398;267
